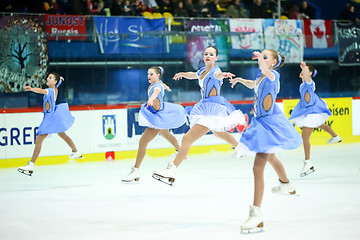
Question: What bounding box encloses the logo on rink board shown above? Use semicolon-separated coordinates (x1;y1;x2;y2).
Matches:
102;115;116;140
283;97;352;138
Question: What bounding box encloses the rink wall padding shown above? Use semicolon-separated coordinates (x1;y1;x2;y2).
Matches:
1;98;360;168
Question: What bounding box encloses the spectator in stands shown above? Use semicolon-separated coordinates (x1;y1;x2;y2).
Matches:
144;0;158;11
298;0;315;19
338;3;359;22
287;4;299;19
157;0;174;14
195;0;211;17
110;0;124;15
249;0;268;18
207;0;222;18
0;0;16;12
122;0;135;15
27;0;46;13
226;0;248;18
86;0;102;14
72;0;88;14
44;0;60;14
132;0;144;16
185;0;199;17
174;1;189;17
102;0;112;8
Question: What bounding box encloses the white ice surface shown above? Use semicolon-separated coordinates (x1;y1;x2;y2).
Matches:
1;143;359;240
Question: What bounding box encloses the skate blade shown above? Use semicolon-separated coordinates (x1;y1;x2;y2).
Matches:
152;174;174;186
241;225;264;234
300;168;315;177
121;178;140;184
17;168;33;176
70;156;84;159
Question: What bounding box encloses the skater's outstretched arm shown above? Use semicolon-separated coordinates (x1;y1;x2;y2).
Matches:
229;77;255;89
173;72;197;80
24;86;48;94
252;51;275;81
214;71;235;81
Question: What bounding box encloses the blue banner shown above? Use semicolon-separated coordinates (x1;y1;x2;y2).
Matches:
93;17;165;55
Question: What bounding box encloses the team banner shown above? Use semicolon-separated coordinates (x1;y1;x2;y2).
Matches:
303;19;334;48
93;16;165;55
229;19;264;50
283;98;352;139
184;19;229;70
263;19;303;63
0;15;48;93
45;14;87;40
337;22;360;66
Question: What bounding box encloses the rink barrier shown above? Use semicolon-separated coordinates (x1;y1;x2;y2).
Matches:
1;98;360;169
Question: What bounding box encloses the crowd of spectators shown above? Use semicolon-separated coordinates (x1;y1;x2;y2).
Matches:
0;0;359;22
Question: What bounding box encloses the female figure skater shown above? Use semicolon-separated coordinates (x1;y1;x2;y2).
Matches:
290;62;341;177
153;46;247;185
18;73;82;176
122;66;186;183
229;50;302;233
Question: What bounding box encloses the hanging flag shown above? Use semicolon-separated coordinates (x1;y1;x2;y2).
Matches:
264;19;303;63
303;19;334;48
229;19;264;50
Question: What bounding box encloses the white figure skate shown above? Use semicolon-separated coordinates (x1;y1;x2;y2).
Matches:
272;180;296;195
233;143;248;158
69;151;84;159
300;160;315;177
18;161;35;176
122;167;140;183
241;205;264;234
152;162;176;186
327;135;342;144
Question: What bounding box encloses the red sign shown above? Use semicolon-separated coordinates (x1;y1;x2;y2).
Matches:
45;15;86;40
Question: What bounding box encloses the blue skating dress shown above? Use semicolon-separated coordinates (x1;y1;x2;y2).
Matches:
187;66;246;132
138;81;186;129
237;70;302;154
37;88;75;135
289;79;331;128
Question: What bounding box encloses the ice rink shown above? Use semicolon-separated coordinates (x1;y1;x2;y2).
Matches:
1;142;359;240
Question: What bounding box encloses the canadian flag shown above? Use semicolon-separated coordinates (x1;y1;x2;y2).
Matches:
303;19;334;48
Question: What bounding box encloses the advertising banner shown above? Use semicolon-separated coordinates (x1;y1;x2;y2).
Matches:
93;16;165;55
0;109;128;159
0;15;48;93
263;19;303;63
337;22;360;66
45;14;87;40
283;97;352;137
229;19;264;50
184;19;229;70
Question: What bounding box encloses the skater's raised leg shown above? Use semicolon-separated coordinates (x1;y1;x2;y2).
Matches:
268;154;296;194
319;124;341;144
57;132;83;159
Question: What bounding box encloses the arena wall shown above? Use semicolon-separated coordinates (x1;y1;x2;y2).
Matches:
1;98;359;168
